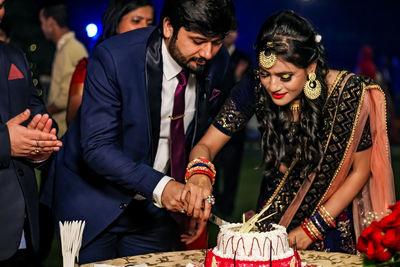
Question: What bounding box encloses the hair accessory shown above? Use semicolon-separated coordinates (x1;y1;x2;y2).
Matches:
289;99;301;112
259;51;276;69
315;34;322;43
303;72;321;100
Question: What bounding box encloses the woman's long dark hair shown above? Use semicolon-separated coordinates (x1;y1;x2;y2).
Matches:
254;10;329;178
98;0;155;43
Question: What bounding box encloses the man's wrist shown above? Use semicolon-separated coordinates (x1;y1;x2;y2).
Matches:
153;176;174;208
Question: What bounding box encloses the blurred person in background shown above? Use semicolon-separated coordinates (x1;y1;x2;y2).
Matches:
355;45;377;80
66;0;155;126
0;21;10;43
39;3;87;137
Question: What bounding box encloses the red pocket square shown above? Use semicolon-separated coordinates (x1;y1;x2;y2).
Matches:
8;64;24;80
209;88;221;102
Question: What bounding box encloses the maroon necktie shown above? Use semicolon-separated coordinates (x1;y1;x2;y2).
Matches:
170;70;188;182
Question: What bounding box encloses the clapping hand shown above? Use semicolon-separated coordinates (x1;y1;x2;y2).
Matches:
6;109;62;161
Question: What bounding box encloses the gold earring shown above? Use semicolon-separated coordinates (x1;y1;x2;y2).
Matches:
259;51;276;69
303;72;321;100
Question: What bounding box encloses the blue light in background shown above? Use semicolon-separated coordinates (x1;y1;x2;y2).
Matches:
86;23;98;38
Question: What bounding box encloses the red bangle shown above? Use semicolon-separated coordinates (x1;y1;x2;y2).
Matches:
184;166;215;185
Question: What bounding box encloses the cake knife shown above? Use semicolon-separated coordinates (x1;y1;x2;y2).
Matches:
208;213;230;226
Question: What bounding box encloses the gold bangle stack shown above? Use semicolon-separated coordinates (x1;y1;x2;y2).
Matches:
305;218;323;240
318;205;336;227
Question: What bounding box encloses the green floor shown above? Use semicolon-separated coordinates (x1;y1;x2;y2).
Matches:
42;142;400;266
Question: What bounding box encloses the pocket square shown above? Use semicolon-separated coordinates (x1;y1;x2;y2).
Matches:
8;63;24;80
209;88;221;102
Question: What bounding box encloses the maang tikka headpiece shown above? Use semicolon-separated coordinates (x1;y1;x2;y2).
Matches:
259;42;276;69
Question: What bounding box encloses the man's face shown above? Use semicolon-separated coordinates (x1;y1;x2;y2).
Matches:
0;0;5;22
39;10;52;40
163;19;223;74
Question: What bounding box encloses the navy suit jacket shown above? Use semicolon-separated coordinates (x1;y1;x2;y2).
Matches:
0;42;49;260
43;27;230;248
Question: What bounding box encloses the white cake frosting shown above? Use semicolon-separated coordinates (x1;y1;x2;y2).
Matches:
212;223;295;261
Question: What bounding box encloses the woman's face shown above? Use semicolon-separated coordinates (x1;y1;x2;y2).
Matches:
259;57;312;106
117;5;154;34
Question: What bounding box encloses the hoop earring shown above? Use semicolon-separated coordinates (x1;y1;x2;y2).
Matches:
303;72;321;100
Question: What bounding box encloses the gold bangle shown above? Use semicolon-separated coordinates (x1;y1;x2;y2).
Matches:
306;220;322;240
304;221;318;239
319;205;335;225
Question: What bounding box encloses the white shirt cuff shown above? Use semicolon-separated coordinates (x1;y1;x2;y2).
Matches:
152;176;174;208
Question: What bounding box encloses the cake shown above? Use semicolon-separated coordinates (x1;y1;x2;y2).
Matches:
204;223;300;267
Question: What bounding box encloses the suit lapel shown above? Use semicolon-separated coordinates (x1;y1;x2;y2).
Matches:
146;29;163;164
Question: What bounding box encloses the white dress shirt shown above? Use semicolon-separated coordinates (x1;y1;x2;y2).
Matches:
151;40;196;207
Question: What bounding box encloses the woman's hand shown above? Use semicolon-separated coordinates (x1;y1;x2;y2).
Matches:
180;174;213;221
245;210;256;221
180;217;207;245
288;226;313;250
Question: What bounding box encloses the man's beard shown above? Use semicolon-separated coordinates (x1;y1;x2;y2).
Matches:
168;36;207;75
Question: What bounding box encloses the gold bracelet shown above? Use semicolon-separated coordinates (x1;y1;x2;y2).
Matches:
306;219;323;240
319;205;336;227
304;221;318;240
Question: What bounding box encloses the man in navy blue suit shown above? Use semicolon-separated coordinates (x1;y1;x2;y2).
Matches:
43;0;237;264
0;1;62;265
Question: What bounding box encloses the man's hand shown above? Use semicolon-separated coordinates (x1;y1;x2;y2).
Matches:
161;180;186;212
6;109;62;159
180;174;213;221
180;216;207;245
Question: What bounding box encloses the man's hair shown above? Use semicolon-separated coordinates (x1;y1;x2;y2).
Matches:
41;4;69;28
159;0;237;39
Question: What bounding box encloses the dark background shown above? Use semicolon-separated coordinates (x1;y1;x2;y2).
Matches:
3;0;400;77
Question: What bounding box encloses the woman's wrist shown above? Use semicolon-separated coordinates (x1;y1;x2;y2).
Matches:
185;157;216;185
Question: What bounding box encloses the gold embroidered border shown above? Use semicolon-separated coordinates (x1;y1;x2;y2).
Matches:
313;81;367;214
364;84;390;157
326;70;348;103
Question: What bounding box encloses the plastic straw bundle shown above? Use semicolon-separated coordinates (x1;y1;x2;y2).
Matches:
59;220;86;267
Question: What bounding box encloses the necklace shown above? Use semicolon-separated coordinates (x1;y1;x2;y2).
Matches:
290;99;301;112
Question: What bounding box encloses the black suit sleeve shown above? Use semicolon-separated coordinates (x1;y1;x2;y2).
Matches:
0;124;11;169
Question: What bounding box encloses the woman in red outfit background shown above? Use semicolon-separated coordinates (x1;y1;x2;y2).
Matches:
66;0;155;125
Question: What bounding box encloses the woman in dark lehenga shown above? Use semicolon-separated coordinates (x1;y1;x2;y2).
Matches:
184;11;395;252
